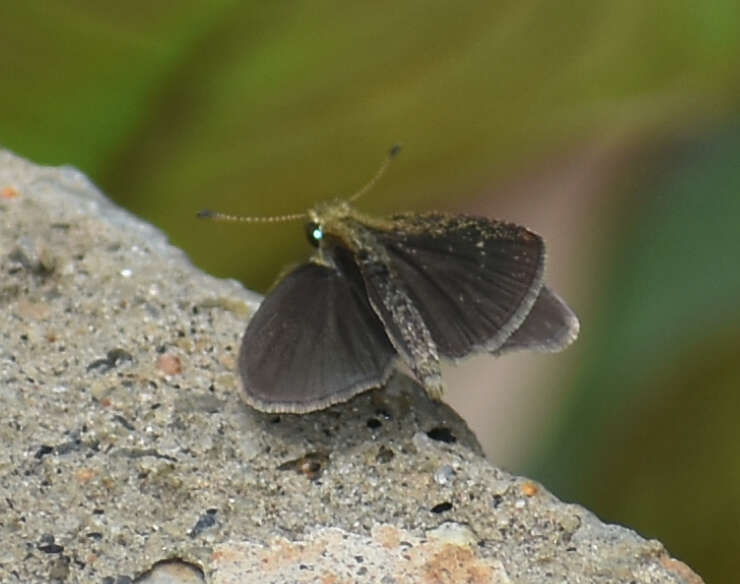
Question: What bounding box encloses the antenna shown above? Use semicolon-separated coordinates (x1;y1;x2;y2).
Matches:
196;209;306;224
197;144;402;222
348;144;402;203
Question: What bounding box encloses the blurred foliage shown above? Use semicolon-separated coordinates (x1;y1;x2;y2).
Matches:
2;1;739;291
2;2;739;581
530;125;740;582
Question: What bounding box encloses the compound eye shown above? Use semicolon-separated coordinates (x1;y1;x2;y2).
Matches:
305;221;323;247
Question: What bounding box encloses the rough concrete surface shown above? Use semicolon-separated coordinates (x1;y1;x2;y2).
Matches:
0;149;703;583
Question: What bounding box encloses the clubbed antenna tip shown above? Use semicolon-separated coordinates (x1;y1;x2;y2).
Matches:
348;144;403;203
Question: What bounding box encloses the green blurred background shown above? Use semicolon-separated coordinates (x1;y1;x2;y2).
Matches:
2;2;739;580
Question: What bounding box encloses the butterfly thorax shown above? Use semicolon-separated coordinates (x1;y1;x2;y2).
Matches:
306;199;444;399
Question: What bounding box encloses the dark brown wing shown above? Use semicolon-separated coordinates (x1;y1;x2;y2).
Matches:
494;285;579;354
370;213;546;359
239;262;397;413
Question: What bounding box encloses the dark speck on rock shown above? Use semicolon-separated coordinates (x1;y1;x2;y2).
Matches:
86;348;133;373
112;414;135;432
34;444;53;459
426;426;457;443
37;540;64;554
430;501;453;514
189;508;218;538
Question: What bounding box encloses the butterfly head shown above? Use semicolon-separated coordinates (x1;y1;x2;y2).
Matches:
305;199;355;248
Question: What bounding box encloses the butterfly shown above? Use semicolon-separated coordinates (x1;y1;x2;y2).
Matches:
200;147;579;413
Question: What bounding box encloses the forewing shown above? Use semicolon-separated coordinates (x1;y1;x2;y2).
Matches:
494;286;579;354
373;213;545;359
239;262;397;413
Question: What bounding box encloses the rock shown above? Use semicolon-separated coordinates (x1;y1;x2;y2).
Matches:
0;149;703;583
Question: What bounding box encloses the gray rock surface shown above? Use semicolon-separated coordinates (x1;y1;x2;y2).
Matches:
0;149;703;583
